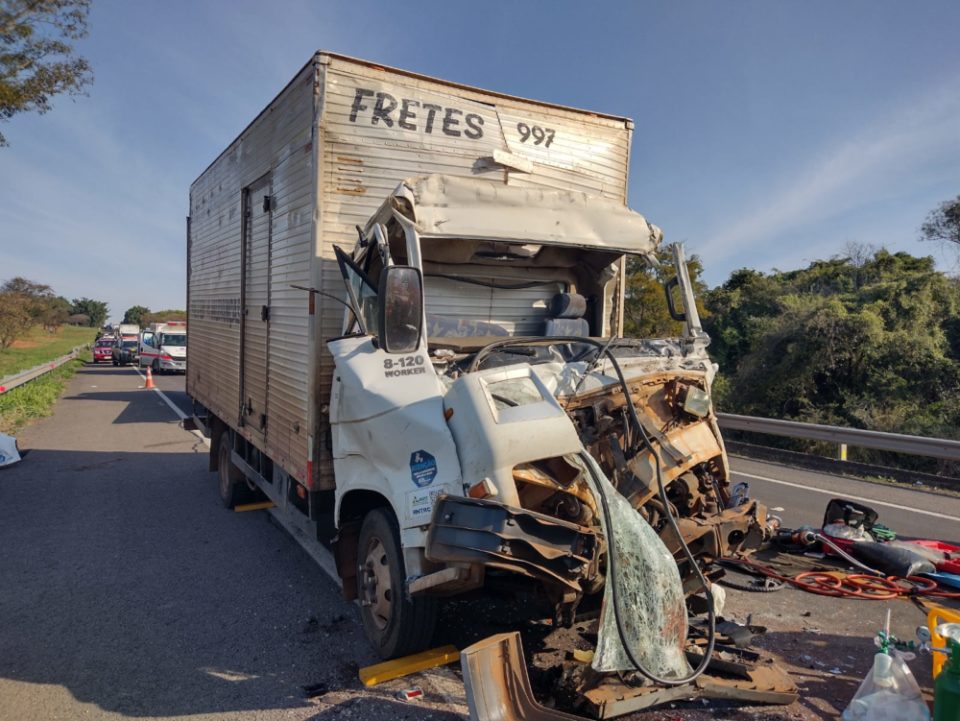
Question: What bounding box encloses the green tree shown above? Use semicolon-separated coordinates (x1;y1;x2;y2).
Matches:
0;290;30;347
144;308;186;324
705;248;960;473
70;297;107;328
0;276;67;331
0;0;93;146
921;195;960;250
123;305;150;326
623;247;708;338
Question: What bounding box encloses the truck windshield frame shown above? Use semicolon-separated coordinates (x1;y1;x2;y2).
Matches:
335;246;379;336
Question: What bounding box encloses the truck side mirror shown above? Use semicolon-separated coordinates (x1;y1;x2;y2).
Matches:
664;276;686;322
378;266;423;354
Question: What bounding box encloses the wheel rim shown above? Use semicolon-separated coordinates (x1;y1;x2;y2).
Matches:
360;537;392;631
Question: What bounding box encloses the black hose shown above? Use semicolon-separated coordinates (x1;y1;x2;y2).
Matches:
815;532;883;576
587;349;716;686
477;336;717;685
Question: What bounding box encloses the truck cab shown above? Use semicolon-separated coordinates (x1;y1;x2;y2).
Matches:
327;175;769;659
140;322;187;374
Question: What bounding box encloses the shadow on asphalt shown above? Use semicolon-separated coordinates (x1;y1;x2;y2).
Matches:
0;447;369;717
60;388;181;425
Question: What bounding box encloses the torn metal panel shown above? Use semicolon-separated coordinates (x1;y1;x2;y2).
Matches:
369;174;663;257
461;632;589;721
581;664;798;718
425;496;600;593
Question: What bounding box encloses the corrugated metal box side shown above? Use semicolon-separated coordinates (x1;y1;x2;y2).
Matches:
309;53;634;489
188;62;317;483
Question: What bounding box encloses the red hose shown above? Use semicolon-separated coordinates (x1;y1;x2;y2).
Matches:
720;557;959;601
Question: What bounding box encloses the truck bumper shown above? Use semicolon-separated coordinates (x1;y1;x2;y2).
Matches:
424;495;599;593
160;359;186;372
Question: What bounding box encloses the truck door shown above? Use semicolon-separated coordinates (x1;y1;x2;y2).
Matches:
240;174;272;442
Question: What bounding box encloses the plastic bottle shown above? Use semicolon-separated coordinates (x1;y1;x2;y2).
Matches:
934;625;960;721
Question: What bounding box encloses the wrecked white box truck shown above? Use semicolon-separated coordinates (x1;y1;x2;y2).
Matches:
187;53;771;679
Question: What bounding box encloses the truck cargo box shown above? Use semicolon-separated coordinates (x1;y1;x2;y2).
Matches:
187;52;634;491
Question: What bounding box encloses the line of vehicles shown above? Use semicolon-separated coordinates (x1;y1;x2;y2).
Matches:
92;321;187;373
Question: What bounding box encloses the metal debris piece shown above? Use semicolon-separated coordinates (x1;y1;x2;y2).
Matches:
461;632;589;721
581;664;798;718
462;631;796;721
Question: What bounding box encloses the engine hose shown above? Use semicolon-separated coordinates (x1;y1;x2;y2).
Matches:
815;533;883;576
575;338;715;686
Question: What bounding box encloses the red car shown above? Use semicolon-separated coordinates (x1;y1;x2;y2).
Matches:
93;338;114;363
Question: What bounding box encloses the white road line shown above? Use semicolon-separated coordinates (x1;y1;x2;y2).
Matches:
132;367;209;447
734;470;960;523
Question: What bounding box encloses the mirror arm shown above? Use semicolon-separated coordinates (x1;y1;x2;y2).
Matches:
290;284;362;327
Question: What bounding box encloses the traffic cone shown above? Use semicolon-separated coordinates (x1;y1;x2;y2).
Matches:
144;366;156;389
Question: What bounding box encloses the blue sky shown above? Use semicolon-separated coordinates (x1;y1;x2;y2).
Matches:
2;0;959;320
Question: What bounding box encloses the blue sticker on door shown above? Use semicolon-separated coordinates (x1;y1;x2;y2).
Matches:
410;450;437;488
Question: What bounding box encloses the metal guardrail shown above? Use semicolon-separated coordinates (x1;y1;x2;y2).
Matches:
717;412;960;462
0;344;89;395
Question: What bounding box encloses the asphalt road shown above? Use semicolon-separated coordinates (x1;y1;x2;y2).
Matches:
3;364;958;721
0;363;465;721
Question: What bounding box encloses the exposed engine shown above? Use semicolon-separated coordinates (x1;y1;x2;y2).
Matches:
432;337;771;616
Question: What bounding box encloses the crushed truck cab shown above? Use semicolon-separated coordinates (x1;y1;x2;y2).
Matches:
326;175;770;657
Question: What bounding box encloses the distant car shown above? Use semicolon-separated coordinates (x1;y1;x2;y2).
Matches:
112;338;139;366
93;338;114;363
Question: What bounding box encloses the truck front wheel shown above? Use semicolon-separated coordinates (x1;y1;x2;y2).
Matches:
357;508;437;659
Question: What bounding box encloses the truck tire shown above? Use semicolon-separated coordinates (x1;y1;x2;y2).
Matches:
357;508;437;659
217;431;246;509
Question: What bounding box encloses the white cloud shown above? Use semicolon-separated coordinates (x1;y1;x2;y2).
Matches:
699;78;960;270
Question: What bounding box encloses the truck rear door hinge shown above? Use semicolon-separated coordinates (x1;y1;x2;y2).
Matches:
260;305;270;322
262;195;273;212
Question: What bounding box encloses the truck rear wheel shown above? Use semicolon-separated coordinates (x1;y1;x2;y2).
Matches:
217;431;246;509
357;508;437;659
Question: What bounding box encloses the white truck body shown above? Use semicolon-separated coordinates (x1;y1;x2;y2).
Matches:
117;323;139;340
188;52;768;663
188;51;634;489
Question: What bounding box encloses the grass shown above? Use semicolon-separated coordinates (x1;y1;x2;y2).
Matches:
0;359;84;434
0;326;97;378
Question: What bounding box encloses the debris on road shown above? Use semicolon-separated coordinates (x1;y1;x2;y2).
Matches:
358;644;459;687
841;611;929;721
396;686;425;702
0;432;21;467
